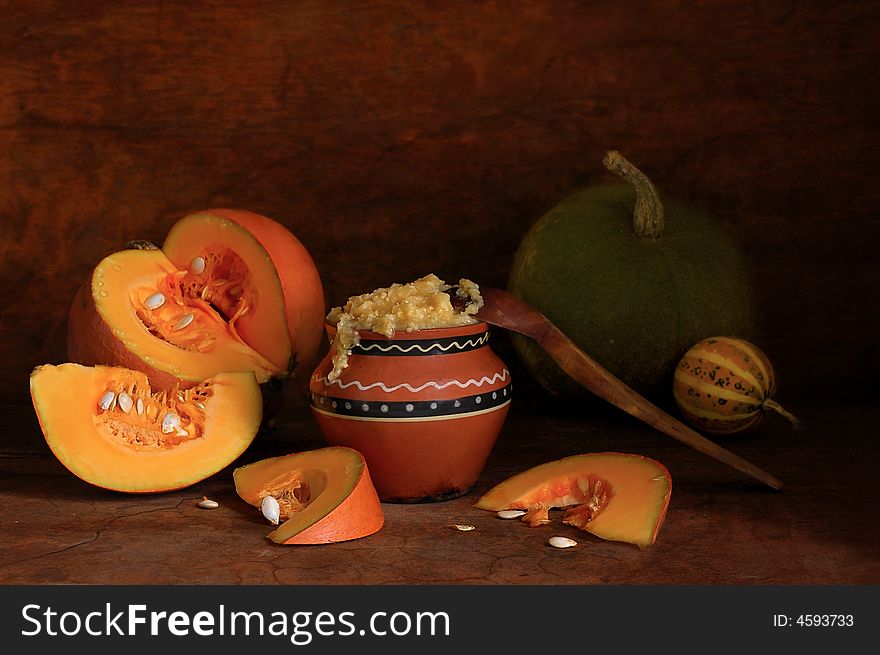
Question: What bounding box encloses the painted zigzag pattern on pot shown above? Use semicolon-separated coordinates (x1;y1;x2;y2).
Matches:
353;333;490;356
313;368;510;394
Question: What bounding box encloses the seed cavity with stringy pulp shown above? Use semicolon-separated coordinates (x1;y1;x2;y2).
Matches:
257;474;314;526
132;248;256;356
94;369;213;448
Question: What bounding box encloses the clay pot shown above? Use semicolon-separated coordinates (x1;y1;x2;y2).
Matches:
309;322;512;502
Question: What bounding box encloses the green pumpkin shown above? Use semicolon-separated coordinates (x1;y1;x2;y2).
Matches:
508;152;757;401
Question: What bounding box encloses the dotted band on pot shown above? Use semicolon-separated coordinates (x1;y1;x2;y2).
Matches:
310;383;512;421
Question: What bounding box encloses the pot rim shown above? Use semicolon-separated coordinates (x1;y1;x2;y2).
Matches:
323;320;489;341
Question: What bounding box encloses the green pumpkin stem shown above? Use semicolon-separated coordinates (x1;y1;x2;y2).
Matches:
603;151;665;239
763;398;801;429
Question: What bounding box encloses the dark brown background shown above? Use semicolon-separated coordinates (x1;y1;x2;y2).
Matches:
1;1;877;405
1;1;878;587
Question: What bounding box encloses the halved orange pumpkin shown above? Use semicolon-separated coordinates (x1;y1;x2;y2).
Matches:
67;209;325;388
234;447;384;545
163;208;326;376
30;363;262;493
67;248;280;389
475;452;672;549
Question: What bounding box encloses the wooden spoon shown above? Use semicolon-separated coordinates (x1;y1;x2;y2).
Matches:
462;287;783;491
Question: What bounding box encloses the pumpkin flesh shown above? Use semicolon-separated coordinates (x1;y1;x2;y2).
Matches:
29;363;262;493
475;452;672;549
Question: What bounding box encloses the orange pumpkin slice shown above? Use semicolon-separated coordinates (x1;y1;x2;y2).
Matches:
475;452;672;549
162;208;326;377
234;447;385;545
29;363;262;493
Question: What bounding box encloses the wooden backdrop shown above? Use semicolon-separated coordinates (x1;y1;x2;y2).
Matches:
1;0;877;405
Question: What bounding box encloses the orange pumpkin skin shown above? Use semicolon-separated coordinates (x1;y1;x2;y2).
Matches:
163;208;326;377
67;280;182;391
673;337;799;435
30;363;262;493
234;447;384;545
280;461;383;545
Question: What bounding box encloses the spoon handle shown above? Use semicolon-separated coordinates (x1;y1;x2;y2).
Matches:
472;287;783;491
537;318;784;490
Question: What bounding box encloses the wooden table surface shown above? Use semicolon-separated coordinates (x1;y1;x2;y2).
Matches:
2;383;877;586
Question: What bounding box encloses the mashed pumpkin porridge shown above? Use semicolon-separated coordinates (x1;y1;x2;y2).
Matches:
325;274;483;381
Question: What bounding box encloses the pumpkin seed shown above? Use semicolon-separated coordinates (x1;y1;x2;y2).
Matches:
98;391;116;411
198;497;219;509
261;495;281;525
117;391;133;414
190;256;206;275
497;510;526;520
144;292;166;310
136;398;145;415
452;524;475;531
173;313;194;330
548;536;578;549
161;412;181;434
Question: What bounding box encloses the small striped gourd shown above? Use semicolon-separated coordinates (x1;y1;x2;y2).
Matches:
673;337;799;435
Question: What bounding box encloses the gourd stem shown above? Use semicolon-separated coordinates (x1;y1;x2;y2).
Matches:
763;399;801;429
603;150;665;239
125;239;160;251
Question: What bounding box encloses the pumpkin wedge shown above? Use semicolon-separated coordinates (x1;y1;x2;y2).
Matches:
475;452;672;549
234;447;384;545
30;363;262;493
